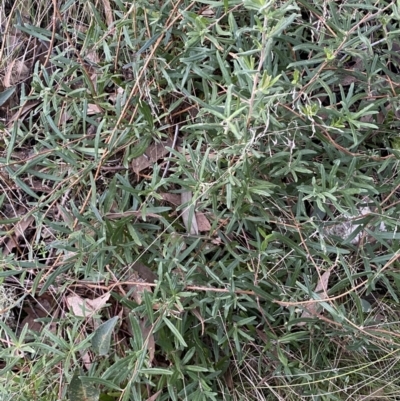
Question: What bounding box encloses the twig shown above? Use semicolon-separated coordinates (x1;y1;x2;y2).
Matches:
75;280;258;297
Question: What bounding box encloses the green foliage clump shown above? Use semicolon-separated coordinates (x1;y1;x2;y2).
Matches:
1;0;400;400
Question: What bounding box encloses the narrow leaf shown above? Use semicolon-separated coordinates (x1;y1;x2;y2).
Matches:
0;86;16;106
162;317;187;347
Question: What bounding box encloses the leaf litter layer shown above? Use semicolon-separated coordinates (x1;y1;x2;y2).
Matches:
1;0;400;400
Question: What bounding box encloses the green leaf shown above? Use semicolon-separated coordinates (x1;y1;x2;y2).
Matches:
92;317;119;356
185;365;210;372
139;368;173;375
68;373;100;401
79;377;123;391
277;347;288;367
0;86;16;106
162;317;188;347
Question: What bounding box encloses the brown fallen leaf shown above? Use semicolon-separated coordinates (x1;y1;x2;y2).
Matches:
2;215;35;257
19;295;57;335
130;262;157;283
87;103;102;115
159;192;181;206
125;264;155;315
66;293;110;317
6;100;40;126
160;192;210;231
131;140;172;174
19;312;43;334
85;48;100;65
224;368;234;391
126;272;153;305
200;7;215;16
195;212;211;232
139;318;155;365
176;146;218;162
4;59;30;88
76;331;94;371
297;269;331;326
58;104;101;124
80;348;93;371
